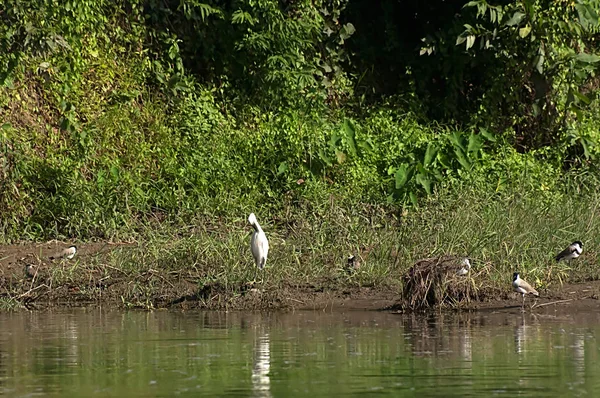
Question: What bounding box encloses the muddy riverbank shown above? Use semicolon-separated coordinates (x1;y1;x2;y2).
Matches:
1;241;599;312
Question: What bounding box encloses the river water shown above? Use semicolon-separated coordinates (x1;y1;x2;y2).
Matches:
1;308;599;396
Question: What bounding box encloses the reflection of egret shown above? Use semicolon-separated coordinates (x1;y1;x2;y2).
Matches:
64;319;79;368
572;334;585;374
458;328;472;361
252;332;271;398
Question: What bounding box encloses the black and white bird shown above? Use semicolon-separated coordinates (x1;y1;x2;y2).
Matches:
555;241;583;263
50;245;77;260
248;213;269;270
512;272;539;307
346;255;361;273
25;263;37;279
456;258;471;276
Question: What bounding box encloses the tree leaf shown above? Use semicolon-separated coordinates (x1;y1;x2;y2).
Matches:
318;149;332;167
580;137;592;159
277;161;288;176
395;163;413;189
454;148;471;169
519;25;531;38
463;1;481;9
450;131;467;152
575;4;599;30
505;11;525;26
342;119;357;156
467;133;483;155
424;143;438;167
328;131;340;148
466;35;476;50
335;150;346;164
573;90;592;105
409;191;418;206
437;152;452;169
534;54;545;74
341;23;356;39
416;173;433;195
576;53;600;63
480;127;497;142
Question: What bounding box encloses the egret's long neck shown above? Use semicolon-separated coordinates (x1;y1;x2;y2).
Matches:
251;221;262;233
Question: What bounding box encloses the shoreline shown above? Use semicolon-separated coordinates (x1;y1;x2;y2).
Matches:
2;241;599;312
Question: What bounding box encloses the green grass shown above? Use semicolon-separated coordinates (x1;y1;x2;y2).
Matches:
2;169;599;310
64;182;598;308
0;296;23;311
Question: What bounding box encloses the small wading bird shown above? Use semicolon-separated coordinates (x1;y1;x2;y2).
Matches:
456;258;471;276
512;272;539;308
25;263;37;279
49;245;77;260
555;241;583;263
248;213;269;279
346;255;360;274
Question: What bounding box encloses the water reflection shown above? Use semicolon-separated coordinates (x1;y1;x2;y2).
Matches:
458;326;472;361
514;312;526;354
1;309;600;396
401;313;475;362
252;330;271;397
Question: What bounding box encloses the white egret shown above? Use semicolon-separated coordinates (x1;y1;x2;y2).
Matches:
248;213;269;274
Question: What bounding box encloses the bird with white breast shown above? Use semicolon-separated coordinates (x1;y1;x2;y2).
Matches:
248;213;269;273
512;272;539;308
555;241;583;263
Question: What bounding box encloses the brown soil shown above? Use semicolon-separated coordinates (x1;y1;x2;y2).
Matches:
1;242;599;312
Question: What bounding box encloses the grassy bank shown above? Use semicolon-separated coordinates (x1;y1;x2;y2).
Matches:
2;1;600;311
2;182;599;310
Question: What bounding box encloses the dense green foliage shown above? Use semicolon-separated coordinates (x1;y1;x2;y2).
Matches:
1;0;599;240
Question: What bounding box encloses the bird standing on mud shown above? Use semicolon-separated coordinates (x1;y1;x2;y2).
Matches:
25;263;37;279
555;241;583;263
248;213;269;276
49;245;77;260
512;272;539;308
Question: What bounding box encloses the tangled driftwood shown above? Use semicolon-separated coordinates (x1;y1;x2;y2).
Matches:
402;255;479;310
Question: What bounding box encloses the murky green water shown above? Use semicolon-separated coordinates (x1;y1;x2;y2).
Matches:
1;308;599;397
